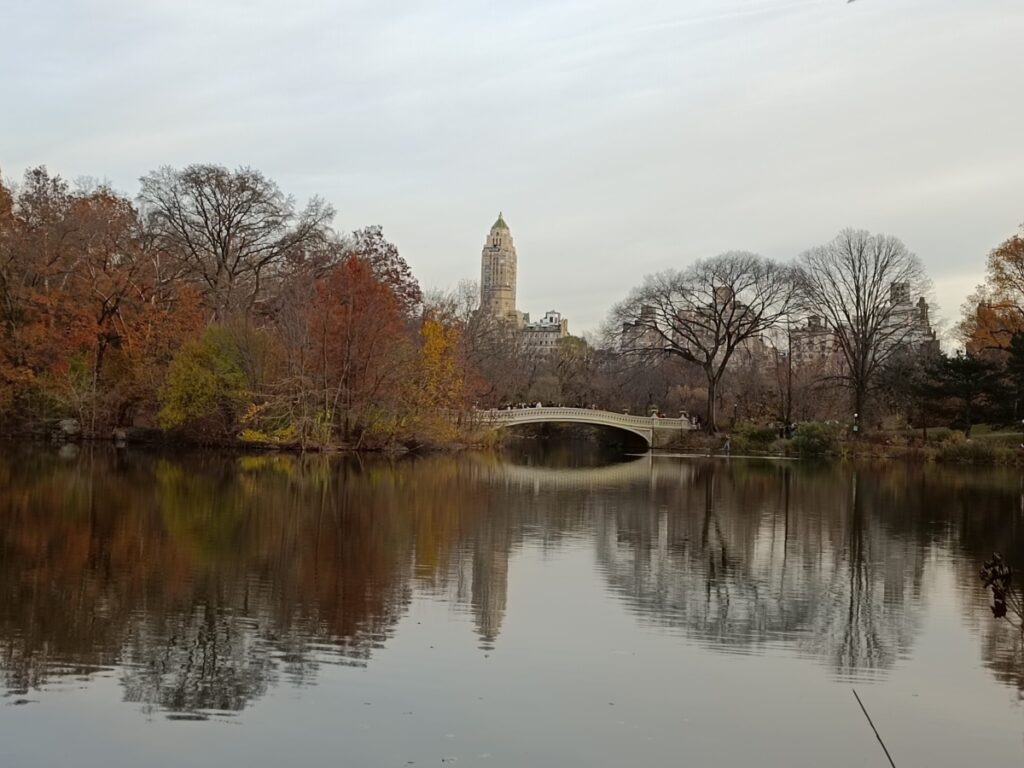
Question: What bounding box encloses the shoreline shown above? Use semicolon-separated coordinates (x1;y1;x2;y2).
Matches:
31;431;1024;467
652;441;1023;466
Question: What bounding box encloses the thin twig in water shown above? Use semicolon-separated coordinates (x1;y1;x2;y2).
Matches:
852;688;896;768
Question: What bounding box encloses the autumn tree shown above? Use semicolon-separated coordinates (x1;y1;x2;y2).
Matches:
796;229;929;420
985;227;1024;304
0;162;453;447
608;252;793;431
960;224;1024;356
0;167;210;433
138;165;335;320
0;169;82;414
961;293;1024;358
410;314;473;442
418;316;463;407
347;226;422;314
0;169;135;427
421;280;537;407
308;257;409;446
56;186;153;432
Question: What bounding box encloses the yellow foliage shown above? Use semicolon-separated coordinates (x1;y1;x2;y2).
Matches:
419;317;464;409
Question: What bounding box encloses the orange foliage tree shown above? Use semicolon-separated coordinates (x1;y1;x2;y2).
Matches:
962;225;1024;358
0;168;203;433
0;169;85;414
307;256;410;446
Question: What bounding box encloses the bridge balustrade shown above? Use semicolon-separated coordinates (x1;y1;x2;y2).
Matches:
475;407;691;431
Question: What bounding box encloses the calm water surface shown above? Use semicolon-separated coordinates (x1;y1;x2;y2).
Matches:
1;444;1023;766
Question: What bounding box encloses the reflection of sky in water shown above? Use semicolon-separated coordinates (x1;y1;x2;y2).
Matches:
0;448;1023;766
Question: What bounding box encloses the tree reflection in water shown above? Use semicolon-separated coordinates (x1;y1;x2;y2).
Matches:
595;462;926;676
0;446;1022;716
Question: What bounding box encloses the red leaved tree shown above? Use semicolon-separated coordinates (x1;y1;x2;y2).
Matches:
308;257;410;446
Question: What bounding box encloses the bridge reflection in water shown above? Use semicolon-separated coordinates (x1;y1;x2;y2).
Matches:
472;452;693;491
0;447;1021;722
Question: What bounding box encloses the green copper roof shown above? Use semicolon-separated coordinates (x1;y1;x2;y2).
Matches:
492;212;508;231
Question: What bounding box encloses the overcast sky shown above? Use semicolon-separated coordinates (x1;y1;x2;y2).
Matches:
3;0;1023;336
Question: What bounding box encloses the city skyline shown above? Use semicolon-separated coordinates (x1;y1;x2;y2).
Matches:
3;0;1023;337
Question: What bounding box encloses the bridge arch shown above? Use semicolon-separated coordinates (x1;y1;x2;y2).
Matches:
473;407;691;449
489;416;653;447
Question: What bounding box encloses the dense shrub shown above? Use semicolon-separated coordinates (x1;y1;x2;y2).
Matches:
860;429;909;447
936;440;1015;465
158;326;248;437
732;422;779;453
791;421;841;457
661;431;723;453
972;429;1024;447
927;427;957;443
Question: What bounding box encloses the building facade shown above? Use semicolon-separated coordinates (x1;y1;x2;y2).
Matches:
479;213;523;326
790;315;843;368
478;214;569;355
788;281;938;368
522;310;569;355
884;283;939;354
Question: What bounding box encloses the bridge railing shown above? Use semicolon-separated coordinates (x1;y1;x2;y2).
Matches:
474;406;691;430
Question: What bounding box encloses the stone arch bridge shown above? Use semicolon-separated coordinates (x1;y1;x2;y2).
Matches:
473;407;693;449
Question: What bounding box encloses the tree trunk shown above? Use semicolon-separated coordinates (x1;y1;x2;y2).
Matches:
706;370;718;433
852;384;866;439
785;328;793;425
90;339;108;437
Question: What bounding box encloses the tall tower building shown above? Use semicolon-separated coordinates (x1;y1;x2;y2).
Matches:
479;213;520;323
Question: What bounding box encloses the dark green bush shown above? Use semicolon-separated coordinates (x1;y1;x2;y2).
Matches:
732;422;779;453
791;421;841;457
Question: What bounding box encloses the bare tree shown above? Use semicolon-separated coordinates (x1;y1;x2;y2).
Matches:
795;229;929;419
608;252;793;431
424;280;539;406
346;225;422;314
138;165;334;320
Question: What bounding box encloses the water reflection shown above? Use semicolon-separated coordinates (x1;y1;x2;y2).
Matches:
596;463;926;676
0;446;1022;719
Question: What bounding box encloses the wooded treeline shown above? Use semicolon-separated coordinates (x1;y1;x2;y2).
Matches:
0;164;488;448
3;161;1023;446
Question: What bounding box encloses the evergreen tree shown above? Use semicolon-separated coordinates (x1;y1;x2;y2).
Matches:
917;352;1004;436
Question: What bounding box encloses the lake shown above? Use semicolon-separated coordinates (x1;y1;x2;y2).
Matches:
1;444;1022;766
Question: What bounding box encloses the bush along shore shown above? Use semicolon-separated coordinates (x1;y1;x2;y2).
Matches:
659;421;1024;465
